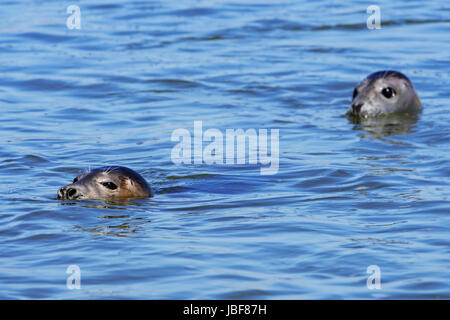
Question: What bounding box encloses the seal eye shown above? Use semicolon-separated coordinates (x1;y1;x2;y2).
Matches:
352;88;358;99
101;182;117;190
381;87;396;99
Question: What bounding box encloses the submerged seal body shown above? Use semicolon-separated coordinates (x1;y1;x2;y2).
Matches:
347;70;422;117
57;166;152;200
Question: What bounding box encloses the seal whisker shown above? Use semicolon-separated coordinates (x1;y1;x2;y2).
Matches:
104;166;117;174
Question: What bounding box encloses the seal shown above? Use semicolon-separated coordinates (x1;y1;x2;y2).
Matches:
57;166;153;200
347;70;422;117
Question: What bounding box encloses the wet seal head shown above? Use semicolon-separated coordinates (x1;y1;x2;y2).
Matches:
57;166;153;200
347;70;422;117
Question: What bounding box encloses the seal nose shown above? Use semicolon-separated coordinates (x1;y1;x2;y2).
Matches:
352;102;363;114
57;186;78;199
67;188;77;198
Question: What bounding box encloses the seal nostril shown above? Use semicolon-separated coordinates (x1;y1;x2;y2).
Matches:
352;102;363;113
67;188;77;198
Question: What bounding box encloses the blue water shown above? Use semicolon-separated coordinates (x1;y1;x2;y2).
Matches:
0;0;449;299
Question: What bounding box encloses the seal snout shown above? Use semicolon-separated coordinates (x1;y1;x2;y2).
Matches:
352;102;363;114
57;186;79;200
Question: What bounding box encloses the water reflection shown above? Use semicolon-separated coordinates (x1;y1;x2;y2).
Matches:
348;113;419;140
74;215;152;237
58;199;153;237
57;199;150;209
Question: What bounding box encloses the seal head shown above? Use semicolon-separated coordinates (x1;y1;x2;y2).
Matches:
57;166;152;200
347;70;422;117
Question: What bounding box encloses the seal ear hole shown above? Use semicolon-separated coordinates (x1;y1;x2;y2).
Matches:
73;177;79;183
352;88;358;99
381;87;396;99
101;182;118;190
